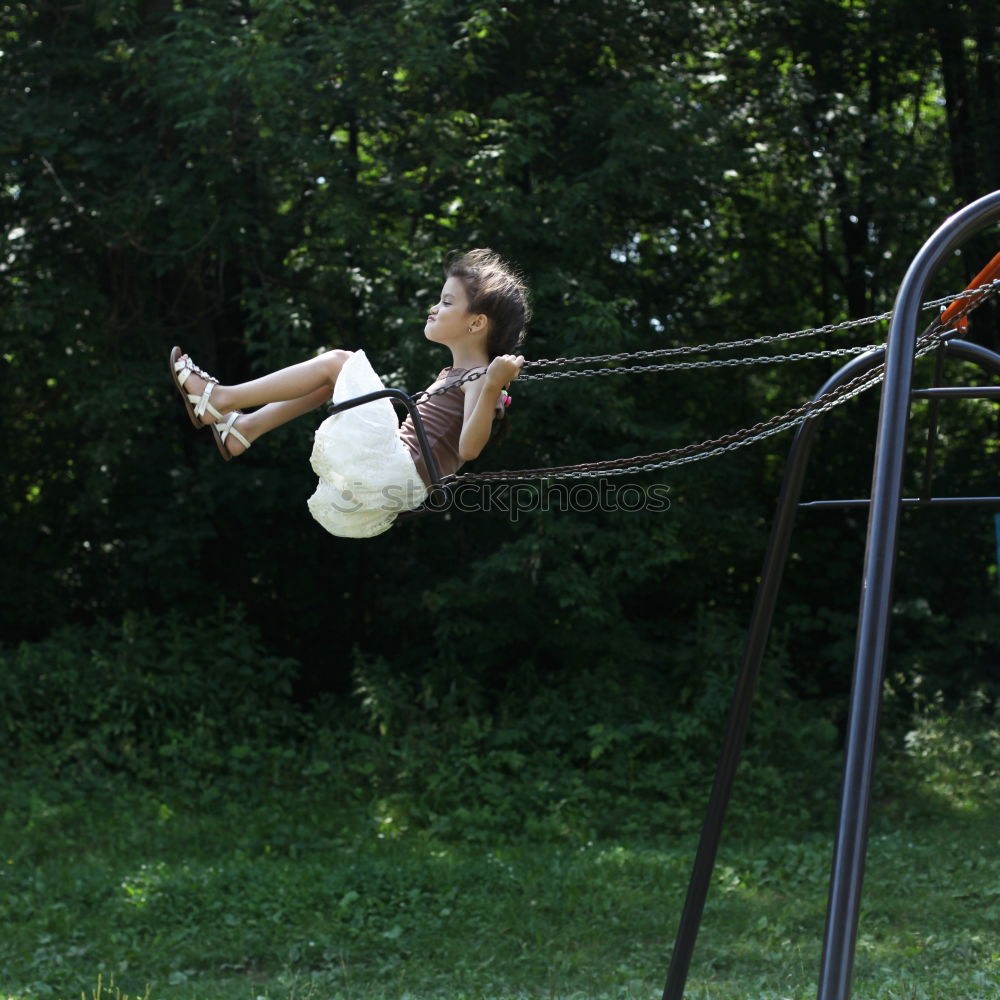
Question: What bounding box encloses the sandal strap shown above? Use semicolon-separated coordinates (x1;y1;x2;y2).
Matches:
175;354;223;421
217;411;250;450
174;355;216;387
192;379;218;420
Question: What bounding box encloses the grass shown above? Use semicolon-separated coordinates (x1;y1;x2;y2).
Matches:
2;759;999;1000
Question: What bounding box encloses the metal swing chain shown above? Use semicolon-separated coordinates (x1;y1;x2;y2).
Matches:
408;280;1000;405
444;331;947;485
523;281;1000;369
409;342;887;406
526;310;896;369
400;278;999;485
442;276;1000;484
516;342;884;382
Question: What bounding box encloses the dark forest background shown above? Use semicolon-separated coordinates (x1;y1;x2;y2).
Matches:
2;0;999;835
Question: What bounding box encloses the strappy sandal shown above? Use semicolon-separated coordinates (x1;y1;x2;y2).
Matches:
169;346;224;428
211;411;251;462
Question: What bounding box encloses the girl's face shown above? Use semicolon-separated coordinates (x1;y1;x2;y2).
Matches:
424;276;479;345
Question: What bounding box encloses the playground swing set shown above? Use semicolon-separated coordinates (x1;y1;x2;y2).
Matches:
326;191;1000;1000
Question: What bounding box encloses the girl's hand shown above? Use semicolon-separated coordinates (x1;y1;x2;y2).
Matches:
486;354;524;387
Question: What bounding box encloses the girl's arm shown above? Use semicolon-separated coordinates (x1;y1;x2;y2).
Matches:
458;354;523;461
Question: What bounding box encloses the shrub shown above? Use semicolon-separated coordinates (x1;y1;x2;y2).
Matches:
0;605;301;778
891;691;1000;816
320;607;843;842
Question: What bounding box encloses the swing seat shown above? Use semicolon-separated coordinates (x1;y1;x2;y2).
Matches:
325;388;449;518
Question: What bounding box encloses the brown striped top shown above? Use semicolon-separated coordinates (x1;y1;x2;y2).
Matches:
398;367;470;487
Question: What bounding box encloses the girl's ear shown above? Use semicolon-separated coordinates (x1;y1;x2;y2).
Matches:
467;313;488;335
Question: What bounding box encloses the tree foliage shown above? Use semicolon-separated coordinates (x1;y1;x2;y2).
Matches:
2;0;998;729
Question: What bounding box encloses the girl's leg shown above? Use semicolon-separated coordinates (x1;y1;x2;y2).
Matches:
179;349;352;424
221;385;333;457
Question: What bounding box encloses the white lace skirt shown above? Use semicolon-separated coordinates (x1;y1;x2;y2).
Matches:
307;350;428;538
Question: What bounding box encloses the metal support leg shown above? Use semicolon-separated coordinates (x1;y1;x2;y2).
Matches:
816;190;1000;1000
662;286;1000;1000
663;349;888;1000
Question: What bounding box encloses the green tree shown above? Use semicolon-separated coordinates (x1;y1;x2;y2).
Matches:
2;0;997;718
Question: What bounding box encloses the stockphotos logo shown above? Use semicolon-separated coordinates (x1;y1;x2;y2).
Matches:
333;479;672;521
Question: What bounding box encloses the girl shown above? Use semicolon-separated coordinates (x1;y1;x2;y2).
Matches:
169;248;529;538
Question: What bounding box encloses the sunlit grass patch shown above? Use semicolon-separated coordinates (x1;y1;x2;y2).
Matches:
2;701;999;999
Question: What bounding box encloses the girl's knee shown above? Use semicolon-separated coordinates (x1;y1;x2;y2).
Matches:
319;348;353;384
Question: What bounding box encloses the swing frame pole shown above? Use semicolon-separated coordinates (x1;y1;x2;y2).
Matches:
816;189;1000;1000
661;342;1000;1000
662;189;1000;1000
660;346;886;1000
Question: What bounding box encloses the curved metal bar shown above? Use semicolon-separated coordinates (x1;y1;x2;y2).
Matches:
937;336;1000;371
817;191;1000;1000
663;323;1000;1000
326;387;445;496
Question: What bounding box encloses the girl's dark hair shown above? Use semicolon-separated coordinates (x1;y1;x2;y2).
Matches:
445;248;530;446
